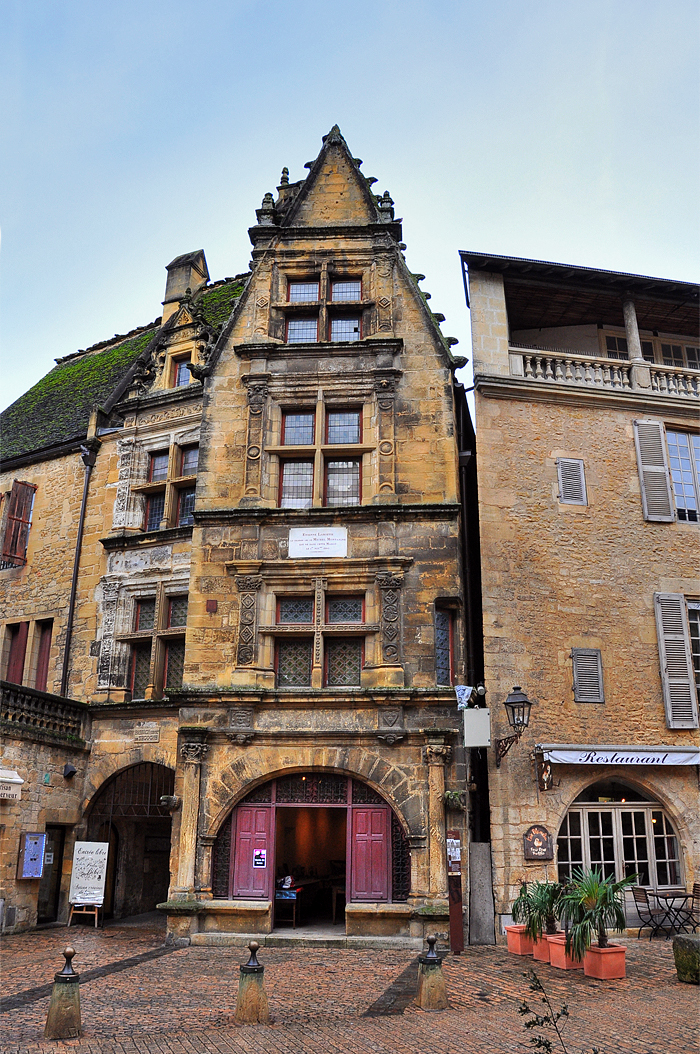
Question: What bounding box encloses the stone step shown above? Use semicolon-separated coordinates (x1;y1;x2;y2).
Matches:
190;931;423;950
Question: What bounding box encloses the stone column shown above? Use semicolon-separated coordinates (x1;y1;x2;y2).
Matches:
623;298;652;389
173;730;208;898
196;834;216;899
424;744;452;898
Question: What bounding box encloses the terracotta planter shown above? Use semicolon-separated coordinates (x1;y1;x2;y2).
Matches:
583;943;626;979
532;930;563;962
505;924;534;955
547;935;583;970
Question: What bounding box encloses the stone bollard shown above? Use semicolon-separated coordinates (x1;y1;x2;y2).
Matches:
673;934;700;984
235;941;271;1024
44;947;82;1040
415;934;449;1011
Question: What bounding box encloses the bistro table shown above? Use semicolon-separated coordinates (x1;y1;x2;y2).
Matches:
652;890;695;935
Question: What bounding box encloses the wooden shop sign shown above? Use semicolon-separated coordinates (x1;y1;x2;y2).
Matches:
523;825;554;861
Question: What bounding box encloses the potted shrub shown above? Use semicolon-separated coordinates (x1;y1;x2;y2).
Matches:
505;883;535;955
560;867;635;979
509;881;563;960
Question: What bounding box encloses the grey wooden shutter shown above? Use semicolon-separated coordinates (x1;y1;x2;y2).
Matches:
654;593;699;728
557;458;587;505
571;648;604;702
633;421;675;522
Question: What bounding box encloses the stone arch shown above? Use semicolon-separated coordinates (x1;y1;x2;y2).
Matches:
82;744;176;815
204;744;421;840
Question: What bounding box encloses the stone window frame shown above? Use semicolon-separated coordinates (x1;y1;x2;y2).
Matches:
116;581;189;700
272;262;370;345
266;396;375;509
98;568;190;695
122;428;200;534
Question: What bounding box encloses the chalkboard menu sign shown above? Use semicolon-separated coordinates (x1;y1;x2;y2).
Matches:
69;841;109;905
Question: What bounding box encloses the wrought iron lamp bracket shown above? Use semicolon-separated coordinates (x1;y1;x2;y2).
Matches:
495;728;524;767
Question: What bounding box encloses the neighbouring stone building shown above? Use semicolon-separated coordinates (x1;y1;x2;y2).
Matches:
460;251;700;933
0;128;481;945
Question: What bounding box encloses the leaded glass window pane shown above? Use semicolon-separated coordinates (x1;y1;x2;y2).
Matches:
327;597;363;623
165;639;185;689
149;452;169;482
177;487;196;526
278;598;314;624
327;411;360;444
287;317;318;343
280;461;314;508
135;598;156;631
168;596;188;627
181;446;199;475
325;460;360;506
277;639;312;687
175;360;191;387
325;637;362;686
131;643;151;697
330;317;360;342
435;608;452;685
667;431;699;522
283;413;315;445
288;281;319;302
331;280;361;301
146;492;165;531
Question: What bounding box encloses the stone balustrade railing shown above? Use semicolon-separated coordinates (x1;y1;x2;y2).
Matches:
509;344;699;399
0;680;88;742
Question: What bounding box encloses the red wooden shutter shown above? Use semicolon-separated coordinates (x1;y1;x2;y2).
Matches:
7;622;29;684
351;807;389;901
232;806;271;898
2;481;37;563
35;622;53;692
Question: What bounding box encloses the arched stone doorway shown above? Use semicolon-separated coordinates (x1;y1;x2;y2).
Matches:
211;772;410;929
556;778;684;891
86;762;174;918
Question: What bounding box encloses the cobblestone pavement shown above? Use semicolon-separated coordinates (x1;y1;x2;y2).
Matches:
1;917;696;1054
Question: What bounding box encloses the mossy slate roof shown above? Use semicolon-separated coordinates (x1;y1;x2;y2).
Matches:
0;279;245;464
0;329;156;462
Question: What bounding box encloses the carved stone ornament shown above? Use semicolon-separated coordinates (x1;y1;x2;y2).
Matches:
376;571;403;590
235;575;263;593
377;732;405;746
229;707;254;729
246;382;269;413
423;744;453;765
180;740;208;763
225;731;255;745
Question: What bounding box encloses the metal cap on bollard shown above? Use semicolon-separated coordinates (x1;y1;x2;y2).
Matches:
419;934;441;964
416;934;449;1011
240;940;264;974
55;946;80;983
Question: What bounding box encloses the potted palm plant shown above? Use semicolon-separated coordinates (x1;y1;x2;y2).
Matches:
560;867;635;979
508;881;563;960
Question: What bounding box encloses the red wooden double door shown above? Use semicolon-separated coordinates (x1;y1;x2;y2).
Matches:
227;775;395;903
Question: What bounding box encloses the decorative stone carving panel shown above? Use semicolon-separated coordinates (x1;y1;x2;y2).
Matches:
376;571;403;664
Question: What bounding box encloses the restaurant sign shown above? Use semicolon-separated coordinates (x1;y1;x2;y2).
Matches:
540;746;700;766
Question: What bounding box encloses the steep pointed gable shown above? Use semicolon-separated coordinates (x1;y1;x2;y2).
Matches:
283;126;381;228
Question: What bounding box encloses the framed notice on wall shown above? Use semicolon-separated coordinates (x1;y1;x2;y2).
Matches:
17;832;47;879
69;841;109;905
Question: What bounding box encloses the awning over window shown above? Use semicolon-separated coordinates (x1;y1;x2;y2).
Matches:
537;745;699;766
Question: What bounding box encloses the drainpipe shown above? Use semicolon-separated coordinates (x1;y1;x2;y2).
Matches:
60;441;99;698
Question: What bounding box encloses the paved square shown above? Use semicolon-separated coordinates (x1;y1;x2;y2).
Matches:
1;918;696;1053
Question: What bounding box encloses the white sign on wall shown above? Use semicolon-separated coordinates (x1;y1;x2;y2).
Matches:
288;527;348;558
0;769;24;801
69;841;110;905
541;746;700;766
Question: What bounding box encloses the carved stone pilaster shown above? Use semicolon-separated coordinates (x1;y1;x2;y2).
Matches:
241;374;270;501
112;439;144;530
373;373;400;500
376;571;403;664
96;581;121;687
423;744;453;766
235;574;262;666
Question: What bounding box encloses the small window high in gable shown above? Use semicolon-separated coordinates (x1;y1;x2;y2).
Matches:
557;458;587;505
572;648;604;703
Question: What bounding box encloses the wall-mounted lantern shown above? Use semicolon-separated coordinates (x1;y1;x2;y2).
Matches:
495;686;532;767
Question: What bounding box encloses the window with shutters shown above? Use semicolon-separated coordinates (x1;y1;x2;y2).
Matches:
634;421;700;524
1;481;37;569
666;431;699;523
121;590;188;700
3;622;29;684
557;458;587;505
654;593;699;728
571;648;604;703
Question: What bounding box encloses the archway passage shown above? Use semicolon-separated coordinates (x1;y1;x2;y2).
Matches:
211;773;411;930
86;762;174;919
557;779;683;891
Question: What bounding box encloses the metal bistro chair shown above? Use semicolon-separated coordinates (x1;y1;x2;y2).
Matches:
674;882;700;933
631;887;671;940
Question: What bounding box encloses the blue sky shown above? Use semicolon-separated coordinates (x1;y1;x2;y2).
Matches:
1;0;698;411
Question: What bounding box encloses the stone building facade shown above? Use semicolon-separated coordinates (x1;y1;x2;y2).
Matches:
0;129;478;945
460;251;700;933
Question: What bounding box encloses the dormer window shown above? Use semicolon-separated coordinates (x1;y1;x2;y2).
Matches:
173;356;192;387
288;280;319;302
